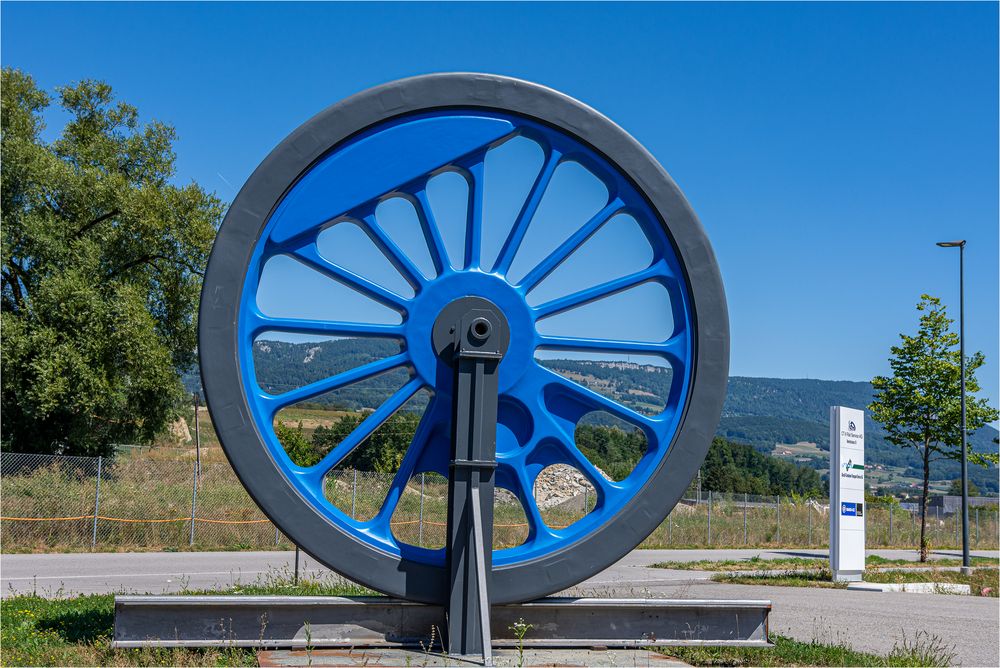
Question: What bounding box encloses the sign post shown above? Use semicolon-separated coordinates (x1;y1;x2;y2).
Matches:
830;406;865;582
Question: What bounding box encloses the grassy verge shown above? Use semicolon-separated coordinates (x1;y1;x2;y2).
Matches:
0;571;373;667
653;554;999;571
666;631;956;667
712;567;999;596
713;570;847;589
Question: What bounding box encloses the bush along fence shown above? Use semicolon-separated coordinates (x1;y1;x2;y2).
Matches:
1;451;997;553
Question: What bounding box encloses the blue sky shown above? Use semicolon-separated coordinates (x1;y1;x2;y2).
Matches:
3;2;998;411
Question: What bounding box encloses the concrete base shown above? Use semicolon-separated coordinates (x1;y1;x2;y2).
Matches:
847;582;971;595
257;648;690;667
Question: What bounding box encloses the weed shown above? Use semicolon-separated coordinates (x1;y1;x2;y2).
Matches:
507;617;532;668
887;630;957;666
303;621;313;667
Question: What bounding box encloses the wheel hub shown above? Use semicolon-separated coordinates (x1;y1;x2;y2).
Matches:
408;272;531;393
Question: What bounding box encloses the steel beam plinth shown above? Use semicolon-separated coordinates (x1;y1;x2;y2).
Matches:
112;596;772;649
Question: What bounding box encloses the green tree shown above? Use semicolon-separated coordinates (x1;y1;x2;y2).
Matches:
275;422;321;467
868;295;998;561
312;411;421;473
947;478;979;497
1;69;223;455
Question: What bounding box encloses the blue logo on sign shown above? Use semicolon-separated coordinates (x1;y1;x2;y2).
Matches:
848;420;856;431
841;502;864;517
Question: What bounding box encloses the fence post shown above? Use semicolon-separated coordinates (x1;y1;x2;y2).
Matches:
189;462;198;546
91;456;103;550
418;472;425;547
707;491;712;545
808;503;812;547
584;485;589;514
351;469;358;519
194;393;202;479
667;510;672;544
889;505;893;546
743;493;748;545
975;507;979;547
775;496;781;544
275;526;280;546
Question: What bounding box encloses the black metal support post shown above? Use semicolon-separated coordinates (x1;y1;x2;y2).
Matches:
937;239;970;573
959;243;969;573
434;298;509;664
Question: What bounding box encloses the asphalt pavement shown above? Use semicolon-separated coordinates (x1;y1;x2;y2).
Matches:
3;548;998;666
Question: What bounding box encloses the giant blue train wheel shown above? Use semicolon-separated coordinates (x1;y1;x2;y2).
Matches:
199;74;728;604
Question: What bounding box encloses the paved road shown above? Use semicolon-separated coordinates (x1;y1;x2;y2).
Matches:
4;548;998;666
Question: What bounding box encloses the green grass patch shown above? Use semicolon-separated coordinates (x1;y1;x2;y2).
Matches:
711;567;999;597
712;569;847;589
665;631;956;667
653;554;999;572
653;555;826;572
0;571;373;667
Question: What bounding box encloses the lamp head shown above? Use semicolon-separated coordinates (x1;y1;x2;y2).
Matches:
936;240;966;248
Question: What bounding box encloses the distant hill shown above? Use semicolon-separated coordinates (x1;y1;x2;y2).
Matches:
183;338;999;493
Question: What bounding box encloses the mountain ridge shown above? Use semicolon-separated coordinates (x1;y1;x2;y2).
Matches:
183;337;998;493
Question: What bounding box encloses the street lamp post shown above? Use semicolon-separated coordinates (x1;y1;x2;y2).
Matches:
936;239;969;574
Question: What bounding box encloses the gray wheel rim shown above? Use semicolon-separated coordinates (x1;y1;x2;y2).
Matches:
199;73;729;604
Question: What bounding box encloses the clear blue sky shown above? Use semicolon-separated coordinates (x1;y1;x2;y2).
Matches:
4;2;998;411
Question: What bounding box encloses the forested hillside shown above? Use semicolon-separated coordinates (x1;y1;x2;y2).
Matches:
183;338;999;493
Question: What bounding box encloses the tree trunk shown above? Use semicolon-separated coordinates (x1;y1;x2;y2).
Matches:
919;436;931;562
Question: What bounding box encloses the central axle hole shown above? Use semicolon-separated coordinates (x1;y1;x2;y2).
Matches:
471;318;492;340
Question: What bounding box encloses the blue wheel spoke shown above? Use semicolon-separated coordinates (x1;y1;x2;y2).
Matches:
289;244;410;312
259;352;411;414
247;310;404;339
518;198;625;291
541;412;617;499
299;377;426;482
491;147;562;274
540;366;658;431
358;213;427;289
369;397;443;528
411;189;449;275
463;162;485;269
536;332;685;367
512;466;559;543
236;107;699;571
532;260;671;318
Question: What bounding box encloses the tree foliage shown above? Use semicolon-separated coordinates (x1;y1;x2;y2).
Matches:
701;437;825;497
1;68;223;455
575;423;648;481
947;478;979;497
312;411;423;473
868;294;998;559
275;422;321;467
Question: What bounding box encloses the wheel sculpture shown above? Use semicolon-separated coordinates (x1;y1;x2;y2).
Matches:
199;74;728;607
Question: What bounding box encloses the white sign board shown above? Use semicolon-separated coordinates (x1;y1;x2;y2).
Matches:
829;406;865;581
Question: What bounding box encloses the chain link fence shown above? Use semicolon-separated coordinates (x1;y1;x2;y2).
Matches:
2;451;997;553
